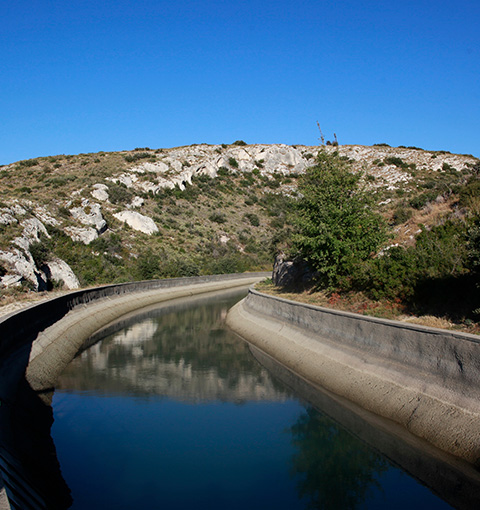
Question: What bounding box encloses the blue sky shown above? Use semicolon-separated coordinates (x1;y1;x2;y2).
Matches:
1;0;479;164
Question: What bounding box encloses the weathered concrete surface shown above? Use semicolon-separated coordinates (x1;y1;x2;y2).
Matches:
226;288;480;466
249;345;480;509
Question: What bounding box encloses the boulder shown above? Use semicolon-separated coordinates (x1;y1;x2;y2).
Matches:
0;274;23;288
64;226;98;245
272;254;313;289
69;199;107;233
113;211;159;234
0;249;47;291
43;258;80;289
91;184;109;202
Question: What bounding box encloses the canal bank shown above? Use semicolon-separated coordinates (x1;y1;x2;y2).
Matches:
0;273;266;510
227;287;480;467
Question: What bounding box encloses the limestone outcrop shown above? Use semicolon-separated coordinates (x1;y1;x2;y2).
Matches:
113;210;159;234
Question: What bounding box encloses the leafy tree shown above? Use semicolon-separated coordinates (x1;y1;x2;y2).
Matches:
292;151;386;289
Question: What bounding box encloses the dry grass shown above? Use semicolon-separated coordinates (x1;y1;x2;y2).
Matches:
255;282;480;336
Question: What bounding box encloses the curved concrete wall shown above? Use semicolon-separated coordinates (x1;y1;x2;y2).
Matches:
227;288;480;466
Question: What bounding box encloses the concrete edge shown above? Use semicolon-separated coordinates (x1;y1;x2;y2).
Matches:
248;287;480;343
226;291;480;466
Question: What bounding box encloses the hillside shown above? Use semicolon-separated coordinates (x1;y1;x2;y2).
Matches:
0;142;477;300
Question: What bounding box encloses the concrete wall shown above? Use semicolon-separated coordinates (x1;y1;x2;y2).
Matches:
227;288;480;466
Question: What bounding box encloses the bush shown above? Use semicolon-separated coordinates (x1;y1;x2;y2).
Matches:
124;152;150;163
209;212;227;224
137;251;161;280
244;213;260;226
228;157;239;169
107;183;133;204
392;205;413;225
30;237;52;267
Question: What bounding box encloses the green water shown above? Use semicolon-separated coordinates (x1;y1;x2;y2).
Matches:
51;289;456;509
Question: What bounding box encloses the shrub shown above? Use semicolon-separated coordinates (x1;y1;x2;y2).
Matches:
137;251;161;280
244;213;260;226
232;140;247;146
392;205;413;225
209;212;227;224
228;157;239;169
107;183;133;204
124;152;150;163
30;237;52;267
16;159;39;168
217;166;230;177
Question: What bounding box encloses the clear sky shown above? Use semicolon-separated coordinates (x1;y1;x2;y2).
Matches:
1;0;479;164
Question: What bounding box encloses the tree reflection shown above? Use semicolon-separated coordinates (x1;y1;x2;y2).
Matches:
289;407;389;509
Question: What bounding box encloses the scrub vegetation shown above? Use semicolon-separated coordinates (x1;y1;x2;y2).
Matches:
268;150;480;332
1;143;479;332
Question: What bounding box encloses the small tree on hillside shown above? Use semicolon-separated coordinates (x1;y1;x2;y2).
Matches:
293;150;386;289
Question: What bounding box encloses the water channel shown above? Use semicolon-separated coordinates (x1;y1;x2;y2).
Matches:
49;289;468;509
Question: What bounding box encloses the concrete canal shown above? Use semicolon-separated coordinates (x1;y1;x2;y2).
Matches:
1;277;479;508
51;289;461;509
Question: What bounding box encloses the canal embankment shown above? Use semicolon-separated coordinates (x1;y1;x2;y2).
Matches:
227;287;480;466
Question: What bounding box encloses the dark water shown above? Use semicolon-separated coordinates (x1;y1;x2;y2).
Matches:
51;289;457;509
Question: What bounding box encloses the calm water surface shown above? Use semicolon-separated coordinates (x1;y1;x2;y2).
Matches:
51;290;453;509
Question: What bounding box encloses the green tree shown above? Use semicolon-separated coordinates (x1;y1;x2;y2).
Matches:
293;151;386;289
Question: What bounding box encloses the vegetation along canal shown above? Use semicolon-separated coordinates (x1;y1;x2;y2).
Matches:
50;289;455;509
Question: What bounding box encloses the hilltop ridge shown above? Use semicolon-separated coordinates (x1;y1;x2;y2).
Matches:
0;143;477;295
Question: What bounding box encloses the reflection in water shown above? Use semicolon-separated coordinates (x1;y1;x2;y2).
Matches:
56;291;289;403
289;407;388;509
50;289;460;509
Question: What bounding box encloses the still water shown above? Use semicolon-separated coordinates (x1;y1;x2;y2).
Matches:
51;289;454;509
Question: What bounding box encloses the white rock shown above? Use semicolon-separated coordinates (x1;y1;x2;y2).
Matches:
44;258;80;289
92;184;109;201
0;212;17;225
0;249;47;291
22;218;50;241
12;218;50;251
35;206;59;226
107;173;138;188
127;196;145;209
113;211;159;234
0;273;23;287
70;199;107;233
65;226;99;245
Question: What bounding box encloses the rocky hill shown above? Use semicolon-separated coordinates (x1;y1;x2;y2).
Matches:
0;142;477;294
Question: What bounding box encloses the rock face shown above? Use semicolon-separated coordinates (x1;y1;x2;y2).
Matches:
69;199;107;233
272;254;314;288
0;216;78;290
113;211;159;234
43;258;80;289
64;226;99;245
91;184;109;202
